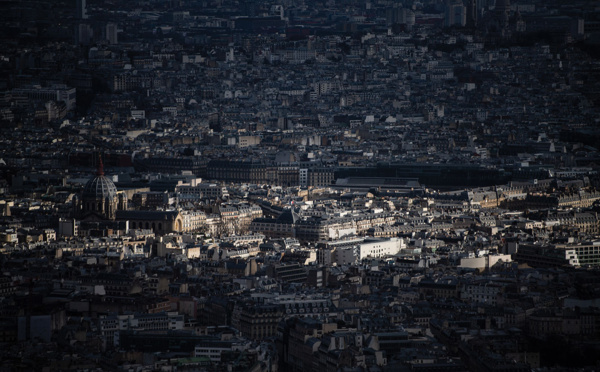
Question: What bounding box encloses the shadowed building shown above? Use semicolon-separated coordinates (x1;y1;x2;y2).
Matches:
116;210;183;235
74;156;127;221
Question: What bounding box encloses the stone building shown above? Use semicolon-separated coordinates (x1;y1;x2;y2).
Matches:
74;156;127;221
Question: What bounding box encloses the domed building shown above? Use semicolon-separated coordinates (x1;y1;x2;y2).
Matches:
74;156;127;221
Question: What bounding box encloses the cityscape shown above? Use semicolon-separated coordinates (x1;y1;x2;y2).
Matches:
1;0;600;370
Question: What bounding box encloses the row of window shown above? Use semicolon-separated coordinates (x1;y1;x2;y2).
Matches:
130;221;163;230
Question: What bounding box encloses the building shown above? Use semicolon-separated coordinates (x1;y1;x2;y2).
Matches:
132;191;173;208
116;210;183;235
445;1;466;27
358;237;405;260
105;23;118;44
295;215;356;243
307;167;335;187
461;280;506;305
512;243;580;268
249;208;298;238
76;0;87;19
12;84;77;111
175;179;229;202
266;263;307;283
74;157;127;221
180;210;207;233
234;303;283;340
554;241;600;267
459;254;512;271
134;157;206;176
99;312;184;346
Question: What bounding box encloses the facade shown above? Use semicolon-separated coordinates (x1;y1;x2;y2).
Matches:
513;244;580;268
461;281;505;306
176;178;229;202
527;308;599;339
554;241;600;267
358;237;404;260
117;210;183;235
249;208;299;238
99;312;184;346
180;210;207;233
234;303;283;340
512;240;600;268
296;216;357;242
355;212;397;234
445;1;467;27
131;191;172;208
12;84;77;111
266;263;307;283
418;280;460;299
134;157;206;175
207;160;309;186
459;254;513;271
194;339;249;362
316;237;404;264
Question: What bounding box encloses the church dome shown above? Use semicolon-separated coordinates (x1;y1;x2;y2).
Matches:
82;156;117;199
83;175;117;199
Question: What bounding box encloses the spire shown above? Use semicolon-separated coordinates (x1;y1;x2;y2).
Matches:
96;153;104;176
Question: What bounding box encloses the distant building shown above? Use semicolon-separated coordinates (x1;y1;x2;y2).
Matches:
135;157;206;176
75;23;93;45
58;218;80;237
459;254;512;271
76;0;87;19
237;135;261;148
445;0;466;27
513;243;580;268
12;84;77;111
117;210;183;235
234;303;283;340
105;23;118;44
99;312;184;346
73;157;128;221
132;191;173;208
175;178;229;202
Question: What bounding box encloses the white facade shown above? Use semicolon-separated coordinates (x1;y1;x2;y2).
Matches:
195;345;231;362
194;341;248;362
359;238;405;260
181;210;207;233
238;135;261;148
